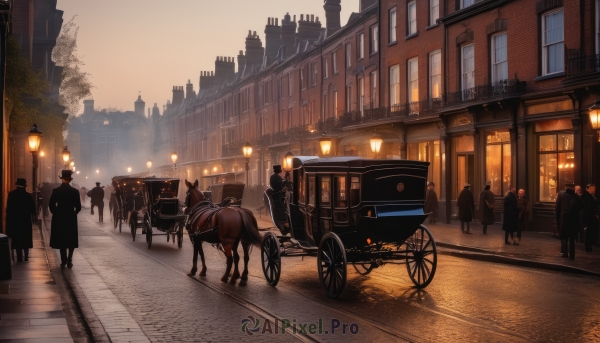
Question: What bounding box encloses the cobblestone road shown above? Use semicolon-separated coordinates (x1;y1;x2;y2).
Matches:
74;212;600;342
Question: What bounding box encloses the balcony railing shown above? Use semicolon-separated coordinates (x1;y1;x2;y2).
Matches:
566;54;600;77
444;79;526;107
221;140;246;157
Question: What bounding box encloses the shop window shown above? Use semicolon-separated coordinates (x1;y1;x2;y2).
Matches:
321;177;331;205
485;132;511;196
335;176;347;207
538;133;574;202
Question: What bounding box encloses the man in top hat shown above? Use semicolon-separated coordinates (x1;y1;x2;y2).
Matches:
89;182;105;222
49;170;81;268
457;183;475;234
424;182;438;224
270;165;286;194
6;178;36;262
556;183;583;259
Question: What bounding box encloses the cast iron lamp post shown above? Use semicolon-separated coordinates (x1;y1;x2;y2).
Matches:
28;124;43;219
319;132;332;156
61;146;70;169
242;142;252;187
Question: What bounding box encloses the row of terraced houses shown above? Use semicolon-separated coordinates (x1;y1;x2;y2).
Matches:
152;0;600;229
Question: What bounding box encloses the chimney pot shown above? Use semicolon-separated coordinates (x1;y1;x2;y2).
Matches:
316;16;319;23
253;31;257;36
311;14;314;22
300;14;303;21
293;15;296;22
276;18;278;26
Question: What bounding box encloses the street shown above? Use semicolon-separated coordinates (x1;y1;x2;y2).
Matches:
55;211;600;343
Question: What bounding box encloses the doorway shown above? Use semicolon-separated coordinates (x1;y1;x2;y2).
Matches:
457;154;474;197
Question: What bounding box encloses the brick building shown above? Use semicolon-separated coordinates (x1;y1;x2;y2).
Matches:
153;0;600;230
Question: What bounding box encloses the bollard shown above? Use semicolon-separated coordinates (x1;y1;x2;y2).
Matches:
0;234;12;280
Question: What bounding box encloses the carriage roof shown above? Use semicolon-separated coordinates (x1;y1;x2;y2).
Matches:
294;156;430;171
142;178;180;198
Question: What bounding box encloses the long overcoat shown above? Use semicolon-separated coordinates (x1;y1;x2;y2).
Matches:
49;183;81;249
424;189;439;215
555;189;583;239
580;191;598;230
90;186;104;206
502;191;519;232
6;187;36;249
479;189;495;225
457;188;475;222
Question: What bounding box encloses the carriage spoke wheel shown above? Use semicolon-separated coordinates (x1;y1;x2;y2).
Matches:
144;215;152;249
130;211;137;241
405;225;437;288
318;232;347;298
352;263;374;276
177;224;184;249
261;231;281;286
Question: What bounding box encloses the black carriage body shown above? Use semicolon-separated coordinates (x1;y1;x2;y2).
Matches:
142;178;185;230
289;157;429;251
112;176;145;213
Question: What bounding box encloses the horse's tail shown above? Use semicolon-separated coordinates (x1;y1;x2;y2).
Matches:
239;208;263;247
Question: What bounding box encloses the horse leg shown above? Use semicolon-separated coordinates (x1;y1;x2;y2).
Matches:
241;240;250;281
187;237;198;276
198;241;207;276
221;244;233;283
230;240;241;283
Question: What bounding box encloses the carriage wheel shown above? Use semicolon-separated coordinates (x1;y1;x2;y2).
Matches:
261;231;281;286
405;225;437;288
144;215;152;249
130;211;137;241
177;224;184;249
352;263;374;276
317;232;347;298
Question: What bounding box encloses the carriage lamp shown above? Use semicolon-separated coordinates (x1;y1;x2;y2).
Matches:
283;151;294;173
243;142;252;187
28;124;43;218
319;132;332;156
366;238;372;245
370;133;383;159
127;166;132;173
171;152;178;170
61;146;70;169
589;99;600;142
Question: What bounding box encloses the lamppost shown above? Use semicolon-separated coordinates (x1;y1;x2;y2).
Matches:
61;146;70;170
318;132;332;156
28;124;43;219
282;151;294;180
589;99;600;142
171;152;178;170
242;142;252;187
146;160;152;174
127;167;132;174
370;133;383;159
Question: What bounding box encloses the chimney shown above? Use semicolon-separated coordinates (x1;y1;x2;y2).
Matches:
134;94;145;117
148;108;151;118
215;56;236;86
323;0;341;37
244;30;265;71
280;13;297;51
83;99;94;115
296;14;322;44
152;103;161;118
199;71;216;90
264;17;282;59
172;86;184;107
237;50;246;74
186;79;194;99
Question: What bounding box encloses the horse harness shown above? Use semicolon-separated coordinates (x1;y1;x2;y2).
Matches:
185;197;238;241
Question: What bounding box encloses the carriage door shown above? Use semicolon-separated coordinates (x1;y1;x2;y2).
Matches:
457;154;474;195
305;175;318;244
316;175;332;244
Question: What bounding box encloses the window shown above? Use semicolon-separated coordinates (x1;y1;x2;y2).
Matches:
542;9;564;75
333;52;338;74
461;0;474;9
407;1;417;36
333;91;338;117
359;78;365;116
301;67;306;90
109;136;117;144
288;72;293;96
287;109;293;128
430;0;439;26
322;94;328;120
323;56;329;79
429;50;441;99
346;86;352;111
485;132;512;197
370;25;379;54
491;33;508;83
539;133;574;202
390;64;400;106
407;141;441;191
408;58;418;104
357;33;364;59
371;71;377;106
461;44;475;100
389;7;397;43
321;177;331;205
99;136;107;143
346;44;352;68
278;78;283;99
311;62;317;86
308;176;316;206
335;176;347;207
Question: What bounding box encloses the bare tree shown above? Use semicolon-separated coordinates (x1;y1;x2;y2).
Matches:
52;16;93;117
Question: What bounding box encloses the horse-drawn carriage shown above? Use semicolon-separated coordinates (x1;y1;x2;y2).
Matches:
263;156;437;298
111;175;145;234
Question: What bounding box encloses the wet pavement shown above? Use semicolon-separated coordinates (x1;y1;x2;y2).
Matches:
46;210;600;342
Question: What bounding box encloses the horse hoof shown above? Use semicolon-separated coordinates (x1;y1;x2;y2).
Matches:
229;278;237;284
188;268;197;277
241;275;248;281
199;270;206;276
221;277;228;283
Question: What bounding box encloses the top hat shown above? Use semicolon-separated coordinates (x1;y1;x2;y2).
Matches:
273;164;282;173
95;182;101;186
59;170;73;180
463;183;471;188
15;178;27;187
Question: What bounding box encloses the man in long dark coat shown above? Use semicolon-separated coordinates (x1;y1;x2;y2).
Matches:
457;183;474;234
424;182;438;224
503;186;518;245
90;182;105;222
581;184;598;252
6;178;36;262
49;170;81;268
479;185;495;234
556;183;583;259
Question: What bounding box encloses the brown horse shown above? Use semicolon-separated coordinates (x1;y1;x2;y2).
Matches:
184;180;262;283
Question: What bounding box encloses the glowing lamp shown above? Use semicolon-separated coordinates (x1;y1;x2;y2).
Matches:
62;146;71;164
589;99;600;142
40;151;45;157
370;133;383;154
127;167;132;173
171;152;178;164
319;134;332;156
242;142;253;159
27;124;43;153
146;160;152;169
283;151;294;172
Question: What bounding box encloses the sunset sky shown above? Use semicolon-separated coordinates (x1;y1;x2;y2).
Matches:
56;0;359;114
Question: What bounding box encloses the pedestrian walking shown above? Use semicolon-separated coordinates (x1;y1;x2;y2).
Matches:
40;182;52;218
79;187;87;207
502;186;519;245
556;183;583;259
424;182;439;224
89;182;105;222
49;170;81;269
457;183;474;234
479;184;495;234
6;178;36;262
574;185;585;242
581;184;598;252
517;189;529;242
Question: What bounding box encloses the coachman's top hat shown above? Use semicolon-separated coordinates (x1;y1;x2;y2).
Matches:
95;182;101;186
15;178;27;187
273;164;282;173
59;170;74;180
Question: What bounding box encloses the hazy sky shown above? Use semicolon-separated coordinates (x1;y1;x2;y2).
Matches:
56;0;359;113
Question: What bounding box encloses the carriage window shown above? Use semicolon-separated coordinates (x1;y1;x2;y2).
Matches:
335;176;347;207
308;176;316;206
350;177;360;206
298;172;305;203
321;177;331;205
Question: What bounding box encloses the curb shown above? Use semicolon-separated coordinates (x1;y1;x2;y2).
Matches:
437;243;600;277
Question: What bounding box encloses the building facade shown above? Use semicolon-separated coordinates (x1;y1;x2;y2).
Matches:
153;0;600;231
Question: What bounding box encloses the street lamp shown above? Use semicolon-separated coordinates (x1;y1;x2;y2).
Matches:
370;133;383;159
589;99;600;142
69;161;74;170
61;146;70;169
146;160;152;174
318;132;332;156
171;152;178;170
96;169;100;174
283;151;294;179
28;124;43;219
242;142;252;187
127;166;132;173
